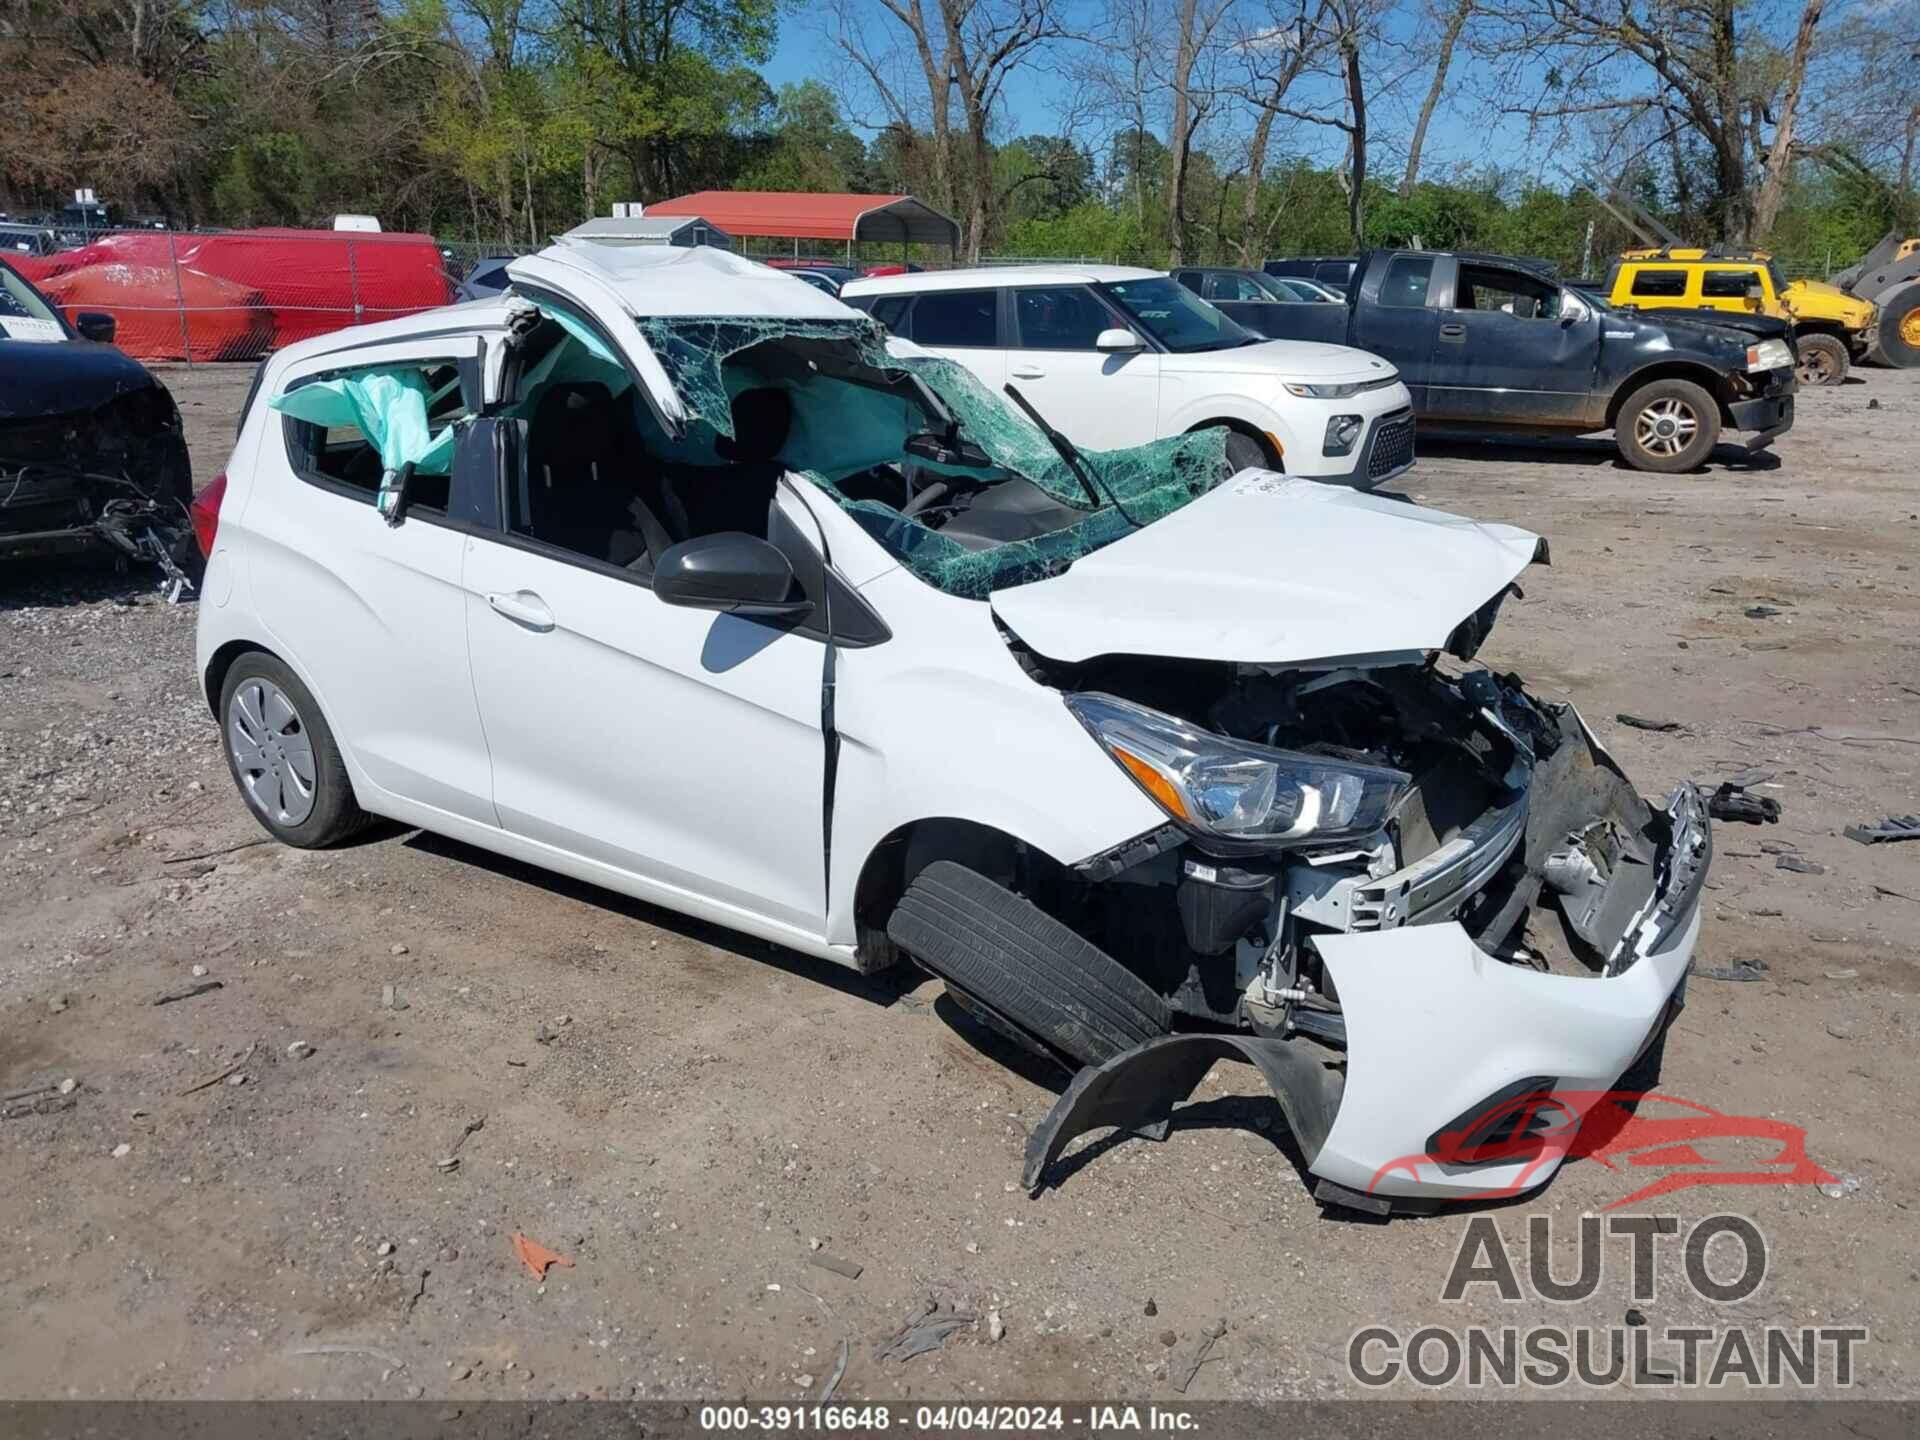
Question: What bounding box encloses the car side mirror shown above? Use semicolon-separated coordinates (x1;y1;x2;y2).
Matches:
74;311;116;344
1095;327;1144;353
654;532;814;619
1559;295;1589;326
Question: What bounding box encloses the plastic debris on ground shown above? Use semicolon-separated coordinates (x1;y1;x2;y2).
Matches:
510;1231;574;1281
873;1296;976;1362
1708;782;1782;824
1844;814;1920;845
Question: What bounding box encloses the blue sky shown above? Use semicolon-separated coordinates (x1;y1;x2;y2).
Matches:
758;16;1536;185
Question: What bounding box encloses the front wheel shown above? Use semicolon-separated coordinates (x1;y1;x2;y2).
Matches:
1616;379;1720;473
1793;333;1849;387
1221;429;1278;474
219;652;369;847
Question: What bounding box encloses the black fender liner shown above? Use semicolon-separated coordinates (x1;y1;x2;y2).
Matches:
1022;1033;1345;1194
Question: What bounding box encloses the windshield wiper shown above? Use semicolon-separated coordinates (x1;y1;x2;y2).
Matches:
1001;383;1104;510
1002;383;1151;529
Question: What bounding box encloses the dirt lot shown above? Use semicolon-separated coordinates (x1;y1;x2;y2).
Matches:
2;362;1917;1403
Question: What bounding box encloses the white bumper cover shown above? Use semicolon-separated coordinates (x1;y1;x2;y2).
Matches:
1310;784;1710;1203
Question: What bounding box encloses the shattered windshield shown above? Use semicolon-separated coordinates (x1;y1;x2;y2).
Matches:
630;314;1232;599
1099;276;1256;353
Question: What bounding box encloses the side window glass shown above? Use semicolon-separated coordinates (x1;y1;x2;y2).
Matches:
279;358;470;514
1316;263;1350;286
1013;286;1112;349
1377;257;1434;308
870;295;913;334
1456;265;1558;320
1173;271;1203;295
1630;269;1687;298
907;289;998;348
1702;270;1756;299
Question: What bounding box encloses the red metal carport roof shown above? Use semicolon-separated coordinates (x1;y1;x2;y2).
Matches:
645;192;959;248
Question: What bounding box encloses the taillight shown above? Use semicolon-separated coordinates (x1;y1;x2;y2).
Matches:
190;472;227;558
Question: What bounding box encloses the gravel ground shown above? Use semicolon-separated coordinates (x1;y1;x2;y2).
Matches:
1;361;1916;1403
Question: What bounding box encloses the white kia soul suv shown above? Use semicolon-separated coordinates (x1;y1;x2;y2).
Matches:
839;265;1414;488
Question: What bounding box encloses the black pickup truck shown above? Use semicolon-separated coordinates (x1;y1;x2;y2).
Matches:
1258;250;1796;472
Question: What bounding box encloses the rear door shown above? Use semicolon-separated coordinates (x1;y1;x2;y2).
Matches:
894;286;1006;392
1425;261;1598;425
1003;283;1162;447
1350;253;1444;405
246;333;498;825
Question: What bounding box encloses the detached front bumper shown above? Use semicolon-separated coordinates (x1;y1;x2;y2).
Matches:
1311;783;1709;1205
1727;368;1795;451
1026;777;1712;1212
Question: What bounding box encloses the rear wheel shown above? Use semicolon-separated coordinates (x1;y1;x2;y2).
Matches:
219;652;369;848
1616;379;1720;473
886;860;1171;1069
1793;332;1849;387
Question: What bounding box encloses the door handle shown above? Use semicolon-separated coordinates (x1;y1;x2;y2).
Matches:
486;590;555;633
1438;323;1466;342
1010;365;1047;379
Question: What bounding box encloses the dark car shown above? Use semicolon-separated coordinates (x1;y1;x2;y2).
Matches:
1263;255;1356;294
453;255;517;303
1251;249;1795;472
0;257;197;590
784;267;857;296
1172;266;1337;337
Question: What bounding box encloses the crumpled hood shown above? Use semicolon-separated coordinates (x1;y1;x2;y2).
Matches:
0;338;163;421
1169;338;1397;384
989;473;1544;666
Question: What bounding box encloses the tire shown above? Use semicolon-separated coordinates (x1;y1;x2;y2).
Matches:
1615;378;1721;473
1870;283;1920;368
1793;332;1849;387
886;860;1172;1068
218;651;369;848
1221;428;1276;473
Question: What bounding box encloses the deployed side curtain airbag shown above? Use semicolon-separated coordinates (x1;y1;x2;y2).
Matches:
271;368;456;519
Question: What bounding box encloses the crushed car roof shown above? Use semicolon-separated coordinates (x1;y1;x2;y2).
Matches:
509;242;860;322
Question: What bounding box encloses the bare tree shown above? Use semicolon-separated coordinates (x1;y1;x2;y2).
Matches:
1400;0;1474;194
1223;0;1323;261
822;0;1068;260
1165;0;1234;262
1750;0;1824;241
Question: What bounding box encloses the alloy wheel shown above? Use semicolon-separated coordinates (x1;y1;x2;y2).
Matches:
1634;398;1698;458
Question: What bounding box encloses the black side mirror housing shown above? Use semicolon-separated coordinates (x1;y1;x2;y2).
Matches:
74;311;116;344
654;532;813;618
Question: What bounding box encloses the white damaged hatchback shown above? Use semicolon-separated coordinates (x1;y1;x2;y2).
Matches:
195;242;1710;1213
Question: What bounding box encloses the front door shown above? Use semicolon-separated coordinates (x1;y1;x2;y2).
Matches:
1003;283;1162;447
1425;262;1598;426
462;472;828;935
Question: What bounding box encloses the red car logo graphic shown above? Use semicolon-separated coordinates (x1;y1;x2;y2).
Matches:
1370;1090;1834;1208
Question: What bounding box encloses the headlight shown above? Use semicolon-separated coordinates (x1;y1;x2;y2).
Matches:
1064;692;1410;847
1283;377;1390;399
1746;339;1793;372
